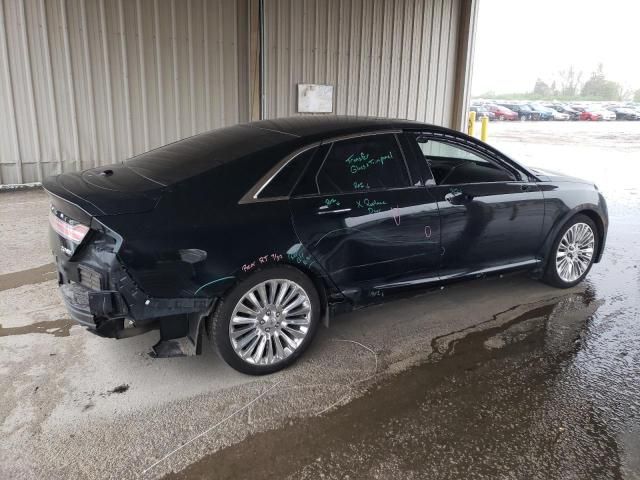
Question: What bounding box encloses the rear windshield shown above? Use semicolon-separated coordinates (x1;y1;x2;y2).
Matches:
125;125;292;185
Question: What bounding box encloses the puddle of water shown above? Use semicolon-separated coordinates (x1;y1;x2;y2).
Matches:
163;292;612;480
0;264;55;291
0;318;73;338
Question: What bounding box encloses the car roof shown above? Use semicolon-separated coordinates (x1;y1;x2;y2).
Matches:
246;115;432;140
125;116;440;186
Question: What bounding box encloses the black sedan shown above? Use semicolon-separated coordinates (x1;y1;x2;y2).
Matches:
608;107;640;121
44;116;608;374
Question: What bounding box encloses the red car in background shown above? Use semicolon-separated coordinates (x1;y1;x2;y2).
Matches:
485;104;519;121
573;107;602;121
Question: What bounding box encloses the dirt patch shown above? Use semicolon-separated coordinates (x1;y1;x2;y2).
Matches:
108;384;130;395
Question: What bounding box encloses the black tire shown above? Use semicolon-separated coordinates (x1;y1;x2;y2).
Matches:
208;265;321;375
543;214;599;289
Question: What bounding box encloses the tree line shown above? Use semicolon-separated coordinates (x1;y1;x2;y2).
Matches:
477;64;640;102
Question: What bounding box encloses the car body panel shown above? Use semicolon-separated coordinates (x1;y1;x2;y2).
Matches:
290;187;441;302
426;182;545;277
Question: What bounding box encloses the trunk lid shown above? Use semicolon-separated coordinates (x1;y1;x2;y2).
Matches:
43;163;165;218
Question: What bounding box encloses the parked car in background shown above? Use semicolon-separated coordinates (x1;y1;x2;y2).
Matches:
43;116;609;374
573;106;602;121
485;104;518;121
548;104;581;121
536;105;570;121
607;107;640;120
591;108;616;121
497;103;535;121
470;106;496;121
527;104;554;121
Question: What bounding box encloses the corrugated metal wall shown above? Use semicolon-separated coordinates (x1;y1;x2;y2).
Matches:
263;0;461;127
0;0;475;186
0;0;249;185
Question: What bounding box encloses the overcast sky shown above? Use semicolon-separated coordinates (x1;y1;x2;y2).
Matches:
471;0;640;95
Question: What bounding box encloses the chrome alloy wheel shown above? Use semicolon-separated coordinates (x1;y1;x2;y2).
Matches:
229;279;312;365
555;222;595;283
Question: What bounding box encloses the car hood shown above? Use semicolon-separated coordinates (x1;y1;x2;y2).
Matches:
529;166;593;184
43;163;165;217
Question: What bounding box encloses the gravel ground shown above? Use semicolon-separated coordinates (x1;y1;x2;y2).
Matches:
1;120;639;479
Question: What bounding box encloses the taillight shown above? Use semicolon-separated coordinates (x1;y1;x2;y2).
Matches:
49;209;90;244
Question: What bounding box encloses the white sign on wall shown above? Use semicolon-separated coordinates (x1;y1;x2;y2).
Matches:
297;84;334;113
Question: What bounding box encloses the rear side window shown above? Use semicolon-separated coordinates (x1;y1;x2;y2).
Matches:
258;147;317;198
315;134;408;194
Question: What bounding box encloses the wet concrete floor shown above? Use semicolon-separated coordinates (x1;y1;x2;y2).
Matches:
169;288;638;479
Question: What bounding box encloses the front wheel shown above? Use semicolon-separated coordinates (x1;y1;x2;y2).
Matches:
543;214;598;288
208;266;320;375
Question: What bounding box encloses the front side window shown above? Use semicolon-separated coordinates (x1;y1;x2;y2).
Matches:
314;134;408;194
415;137;515;185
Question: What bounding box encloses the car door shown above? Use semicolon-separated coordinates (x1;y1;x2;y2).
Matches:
404;131;545;279
289;132;441;303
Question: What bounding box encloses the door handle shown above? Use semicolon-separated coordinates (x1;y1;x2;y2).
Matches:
318;208;352;215
444;191;473;205
521;184;530;191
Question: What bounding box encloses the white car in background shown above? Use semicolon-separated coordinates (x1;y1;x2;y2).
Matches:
592;109;616;121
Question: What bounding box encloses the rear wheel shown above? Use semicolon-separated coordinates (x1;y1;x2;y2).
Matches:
208;266;320;375
543;214;598;288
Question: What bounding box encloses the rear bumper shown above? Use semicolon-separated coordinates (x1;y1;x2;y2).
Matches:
59;283;96;327
59;281;213;357
59;282;134;337
59;279;213;341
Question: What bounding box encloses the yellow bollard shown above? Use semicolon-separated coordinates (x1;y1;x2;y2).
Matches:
468;110;476;137
480;115;488;142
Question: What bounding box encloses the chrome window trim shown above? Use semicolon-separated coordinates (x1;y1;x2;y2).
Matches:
238;129;403;205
